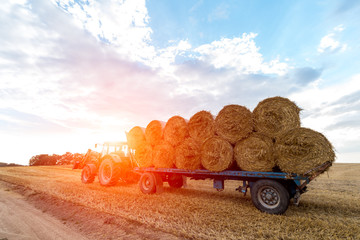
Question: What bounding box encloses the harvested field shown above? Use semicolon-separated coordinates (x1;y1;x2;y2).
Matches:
0;164;359;240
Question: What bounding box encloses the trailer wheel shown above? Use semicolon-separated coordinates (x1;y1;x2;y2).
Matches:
168;174;183;188
139;173;156;194
251;180;290;215
81;164;96;184
98;158;120;186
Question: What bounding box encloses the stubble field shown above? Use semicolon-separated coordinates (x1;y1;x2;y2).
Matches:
0;163;359;240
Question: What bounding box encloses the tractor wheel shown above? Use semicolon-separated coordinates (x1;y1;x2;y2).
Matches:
168;174;184;188
139;172;157;194
98;158;120;186
251;179;290;214
81;164;96;184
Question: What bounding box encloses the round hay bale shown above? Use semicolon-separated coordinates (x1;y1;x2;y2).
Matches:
275;127;335;175
175;138;202;170
253;96;301;138
201;136;234;172
145;120;166;146
163;116;189;147
152;141;175;168
134;142;153;167
127;126;146;149
188;110;215;143
234;133;275;172
215;105;253;144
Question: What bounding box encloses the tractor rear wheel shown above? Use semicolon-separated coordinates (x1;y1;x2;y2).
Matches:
81;164;96;184
98;158;120;186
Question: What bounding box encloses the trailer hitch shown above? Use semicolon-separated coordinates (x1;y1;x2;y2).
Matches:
236;181;249;196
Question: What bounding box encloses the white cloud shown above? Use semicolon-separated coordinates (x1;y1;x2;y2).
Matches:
194;33;288;75
317;26;347;53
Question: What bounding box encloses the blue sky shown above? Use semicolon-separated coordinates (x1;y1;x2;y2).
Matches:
0;0;359;165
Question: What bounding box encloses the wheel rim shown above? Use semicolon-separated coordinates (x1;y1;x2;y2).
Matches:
257;186;280;209
102;163;112;182
142;176;151;191
83;167;90;181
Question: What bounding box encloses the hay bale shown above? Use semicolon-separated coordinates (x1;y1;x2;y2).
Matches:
145;120;166;146
201;136;234;172
175;138;202;170
215;105;253;144
134;142;153;167
234;133;275;172
188;111;215;143
127;126;146;149
275;127;335;175
253;96;301;138
152;141;175;168
163;116;189;146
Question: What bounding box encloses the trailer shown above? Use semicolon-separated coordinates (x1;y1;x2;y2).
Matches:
79;141;332;214
132;161;332;214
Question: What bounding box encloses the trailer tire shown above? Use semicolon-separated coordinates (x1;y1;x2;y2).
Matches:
81;164;96;184
251;179;289;215
98;158;120;186
139;173;156;194
168;174;183;188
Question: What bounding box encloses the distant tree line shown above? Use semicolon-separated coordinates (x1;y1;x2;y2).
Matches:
29;152;84;166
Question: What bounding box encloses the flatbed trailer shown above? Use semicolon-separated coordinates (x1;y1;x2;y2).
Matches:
132;161;332;214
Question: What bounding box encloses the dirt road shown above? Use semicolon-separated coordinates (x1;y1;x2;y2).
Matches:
0;182;88;240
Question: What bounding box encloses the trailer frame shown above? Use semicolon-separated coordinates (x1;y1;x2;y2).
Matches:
133;161;332;214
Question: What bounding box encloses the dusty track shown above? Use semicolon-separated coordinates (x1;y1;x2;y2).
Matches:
0;180;181;240
0;181;87;240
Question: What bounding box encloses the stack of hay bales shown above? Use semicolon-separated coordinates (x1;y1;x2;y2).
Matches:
127;96;335;175
252;96;335;174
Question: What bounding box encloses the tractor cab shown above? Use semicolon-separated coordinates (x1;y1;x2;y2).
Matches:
96;141;129;158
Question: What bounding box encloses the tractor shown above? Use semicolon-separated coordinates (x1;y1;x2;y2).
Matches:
80;142;138;186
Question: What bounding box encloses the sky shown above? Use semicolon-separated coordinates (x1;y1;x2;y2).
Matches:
1;0;359;165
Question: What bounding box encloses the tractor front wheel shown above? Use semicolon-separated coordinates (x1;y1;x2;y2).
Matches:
98;158;120;186
81;164;96;184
